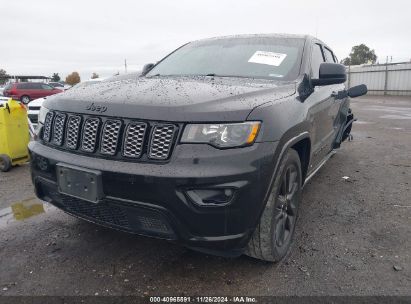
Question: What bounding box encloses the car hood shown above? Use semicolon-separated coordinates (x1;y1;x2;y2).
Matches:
44;76;296;122
29;98;45;107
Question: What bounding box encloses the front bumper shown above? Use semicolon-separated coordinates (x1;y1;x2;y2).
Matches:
28;111;39;124
29;140;278;256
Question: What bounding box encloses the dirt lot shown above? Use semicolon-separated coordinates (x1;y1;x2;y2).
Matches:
0;95;410;296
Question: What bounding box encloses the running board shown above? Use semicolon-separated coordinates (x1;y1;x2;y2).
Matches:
303;150;336;187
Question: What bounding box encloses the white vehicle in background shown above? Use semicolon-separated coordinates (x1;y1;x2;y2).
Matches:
28;78;104;128
27;97;45;128
0;96;11;104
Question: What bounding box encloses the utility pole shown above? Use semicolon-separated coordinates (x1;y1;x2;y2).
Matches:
124;59;127;74
384;56;389;96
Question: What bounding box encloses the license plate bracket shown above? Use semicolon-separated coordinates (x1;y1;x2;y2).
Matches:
56;163;104;203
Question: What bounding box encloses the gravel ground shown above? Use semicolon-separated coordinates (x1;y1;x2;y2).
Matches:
0;95;410;296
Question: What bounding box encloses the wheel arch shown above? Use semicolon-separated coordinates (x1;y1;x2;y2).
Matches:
290;137;311;183
261;131;310;208
243;130;312;252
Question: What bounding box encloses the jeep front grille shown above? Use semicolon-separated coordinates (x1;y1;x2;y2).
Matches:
81;118;100;152
65;115;82;149
42;111;177;161
123;122;147;158
148;125;177;160
52;113;67;146
101;120;122;155
42;112;54;142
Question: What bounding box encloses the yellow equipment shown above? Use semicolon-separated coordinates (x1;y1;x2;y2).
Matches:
0;98;30;172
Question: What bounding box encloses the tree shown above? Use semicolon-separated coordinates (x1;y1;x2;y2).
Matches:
341;44;377;66
0;69;8;85
65;72;81;85
341;57;352;66
51;73;61;82
91;72;99;79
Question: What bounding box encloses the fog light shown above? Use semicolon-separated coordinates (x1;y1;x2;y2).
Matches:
36;155;49;171
186;188;235;206
224;189;233;197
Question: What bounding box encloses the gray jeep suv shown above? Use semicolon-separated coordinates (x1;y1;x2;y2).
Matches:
29;34;366;261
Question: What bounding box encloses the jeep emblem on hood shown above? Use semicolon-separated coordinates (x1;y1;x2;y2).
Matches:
86;102;107;113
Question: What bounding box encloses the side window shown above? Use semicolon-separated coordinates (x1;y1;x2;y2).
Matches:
17;83;30;89
41;84;53;90
311;43;325;79
323;47;336;63
32;83;43;89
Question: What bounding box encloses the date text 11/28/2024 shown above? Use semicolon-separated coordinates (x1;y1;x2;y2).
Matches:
149;296;257;303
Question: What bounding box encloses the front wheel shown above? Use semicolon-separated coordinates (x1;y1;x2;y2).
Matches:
246;148;302;262
0;154;12;172
21;95;30;104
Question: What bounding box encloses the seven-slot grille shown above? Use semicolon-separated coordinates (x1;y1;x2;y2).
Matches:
65;115;82;149
42;112;54;142
51;113;67;145
149;125;177;160
123;122;147;158
101;120;122;155
81;118;100;152
42;111;177;161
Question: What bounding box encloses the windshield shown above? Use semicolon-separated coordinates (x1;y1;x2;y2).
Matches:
147;36;304;81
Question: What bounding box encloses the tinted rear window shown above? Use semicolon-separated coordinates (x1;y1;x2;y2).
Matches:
49;82;63;87
17;83;32;89
32;83;44;89
41;84;54;90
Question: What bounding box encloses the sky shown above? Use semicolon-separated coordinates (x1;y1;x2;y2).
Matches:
2;0;410;81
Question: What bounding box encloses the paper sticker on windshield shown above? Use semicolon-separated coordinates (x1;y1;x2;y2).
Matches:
248;51;287;66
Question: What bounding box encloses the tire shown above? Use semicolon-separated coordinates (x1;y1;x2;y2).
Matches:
21;95;30;104
0;154;12;172
246;148;302;262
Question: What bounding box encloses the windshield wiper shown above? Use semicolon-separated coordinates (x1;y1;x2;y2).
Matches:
202;74;251;79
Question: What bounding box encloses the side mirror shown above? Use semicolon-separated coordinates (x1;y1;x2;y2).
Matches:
312;63;347;86
142;63;155;76
348;84;367;98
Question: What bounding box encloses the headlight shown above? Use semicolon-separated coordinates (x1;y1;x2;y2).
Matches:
38;106;50;125
181;121;260;148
